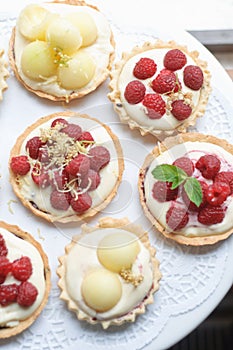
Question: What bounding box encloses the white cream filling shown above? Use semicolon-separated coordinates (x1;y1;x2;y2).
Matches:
65;228;153;320
144;141;233;236
118;49;201;130
19;116;119;218
0;228;45;327
14;4;114;97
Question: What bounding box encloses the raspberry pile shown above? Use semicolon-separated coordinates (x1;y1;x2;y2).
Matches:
152;153;233;231
10;118;111;214
0;233;38;307
123;48;204;122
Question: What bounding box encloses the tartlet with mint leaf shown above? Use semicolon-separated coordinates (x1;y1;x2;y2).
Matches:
138;133;233;245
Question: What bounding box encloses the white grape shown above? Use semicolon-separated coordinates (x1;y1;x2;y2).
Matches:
65;12;98;47
21;41;57;80
81;268;122;312
97;233;140;273
46;17;82;54
57;51;95;90
18;4;53;41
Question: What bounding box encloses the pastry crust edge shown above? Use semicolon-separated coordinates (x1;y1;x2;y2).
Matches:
0;49;10;101
138;132;233;246
0;221;51;339
57;217;161;329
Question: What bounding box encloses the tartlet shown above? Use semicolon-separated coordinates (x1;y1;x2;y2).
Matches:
109;40;211;138
0;49;9;100
9;0;115;102
0;221;50;339
139;133;233;245
9;111;124;223
57;217;161;329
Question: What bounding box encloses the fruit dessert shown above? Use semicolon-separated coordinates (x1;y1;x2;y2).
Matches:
9;111;124;223
0;49;9;100
139;133;233;245
0;221;50;338
57;217;161;328
109;40;211;138
9;1;115;102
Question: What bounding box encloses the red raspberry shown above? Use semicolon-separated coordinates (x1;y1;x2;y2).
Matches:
17;281;38;307
26;136;44;160
51;118;68;128
0;283;18;306
152;181;178;202
0;257;12;278
31;163;50;188
12;256;32;282
171;100;192;121
0;275;6;284
78;132;94;147
0;234;8;257
133;57;157;79
80;169;101;191
124;80;146;104
214;171;233;194
182;180;208;211
10;155;30;176
38;147;50;164
61;123;82;140
50;190;71;211
51;169;69;190
158;69;182;91
183;65;204;90
205;182;231;206
70;192;92;213
198;205;225;225
151;71;177;94
164;49;187;71
196;154;221;179
89;146;110;172
166;205;189;231
142;93;166;119
173;157;194;176
65;154;90;177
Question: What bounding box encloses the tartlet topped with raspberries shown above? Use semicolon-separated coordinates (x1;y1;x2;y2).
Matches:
139;133;233;245
9;1;115;102
9;111;124;223
57;217;161;329
109;40;211;138
0;221;50;339
0;49;9;101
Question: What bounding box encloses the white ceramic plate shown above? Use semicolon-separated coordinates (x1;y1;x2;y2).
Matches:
0;3;233;350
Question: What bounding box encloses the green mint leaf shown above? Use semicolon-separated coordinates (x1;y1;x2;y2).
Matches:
170;176;186;189
184;177;203;207
151;164;187;188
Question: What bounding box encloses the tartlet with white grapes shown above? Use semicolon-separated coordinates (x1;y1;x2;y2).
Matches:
9;111;124;223
9;1;115;102
139;133;233;245
0;221;50;339
57;217;161;329
109;40;211;138
0;49;9;100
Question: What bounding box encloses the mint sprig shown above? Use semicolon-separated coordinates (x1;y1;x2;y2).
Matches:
152;164;203;207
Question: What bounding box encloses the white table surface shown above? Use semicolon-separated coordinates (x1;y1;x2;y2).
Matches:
1;0;233;30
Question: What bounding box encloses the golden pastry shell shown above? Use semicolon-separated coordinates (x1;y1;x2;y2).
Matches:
0;221;51;339
138;132;233;245
57;217;161;329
